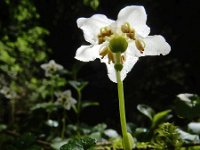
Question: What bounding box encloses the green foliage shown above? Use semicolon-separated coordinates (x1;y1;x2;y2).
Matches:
0;133;42;150
175;94;200;120
0;0;49;113
60;137;96;150
151;122;183;150
0;124;7;131
137;104;155;120
83;0;100;10
69;81;88;92
31;102;60;113
137;104;172;129
151;109;172;129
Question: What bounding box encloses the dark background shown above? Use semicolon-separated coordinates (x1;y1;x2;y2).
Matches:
15;0;200;128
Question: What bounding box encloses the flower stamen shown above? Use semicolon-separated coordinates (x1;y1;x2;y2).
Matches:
99;47;109;59
121;22;135;40
98;27;113;44
99;47;115;64
135;39;146;53
108;52;115;64
121;55;126;64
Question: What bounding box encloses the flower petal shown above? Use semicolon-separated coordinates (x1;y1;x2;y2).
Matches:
101;44;138;83
142;35;171;56
75;44;102;62
117;5;150;37
120;45;139;81
77;14;114;44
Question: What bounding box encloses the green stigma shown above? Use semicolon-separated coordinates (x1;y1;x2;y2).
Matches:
109;36;128;53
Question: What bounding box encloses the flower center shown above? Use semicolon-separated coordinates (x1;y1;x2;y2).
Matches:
98;23;146;65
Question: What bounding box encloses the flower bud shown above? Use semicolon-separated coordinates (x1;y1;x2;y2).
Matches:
109;36;128;53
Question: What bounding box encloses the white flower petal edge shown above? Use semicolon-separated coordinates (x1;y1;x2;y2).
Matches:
117;5;150;37
141;35;171;56
75;44;102;62
77;14;114;44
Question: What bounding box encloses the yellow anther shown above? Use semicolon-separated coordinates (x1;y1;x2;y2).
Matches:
121;23;130;33
121;23;135;40
99;47;109;59
108;52;115;64
127;32;135;40
99;47;115;64
135;39;146;53
98;27;113;44
121;55;126;64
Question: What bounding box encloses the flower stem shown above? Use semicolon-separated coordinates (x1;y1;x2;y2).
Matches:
61;109;66;139
116;70;131;150
10;99;15;124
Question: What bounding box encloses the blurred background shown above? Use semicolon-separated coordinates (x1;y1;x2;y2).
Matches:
1;0;200;130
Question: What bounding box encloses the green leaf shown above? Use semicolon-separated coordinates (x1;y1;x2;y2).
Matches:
177;129;200;143
81;101;99;109
151;110;171;129
0;124;7;131
69;81;88;91
31;102;60;112
51;137;68;150
83;0;99;10
0;48;15;64
92;123;107;132
60;137;96;150
137;104;155;120
188;122;200;134
175;94;200;119
127;132;136;149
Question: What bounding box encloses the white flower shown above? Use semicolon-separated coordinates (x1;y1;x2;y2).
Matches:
55;90;77;110
75;5;171;82
41;60;63;77
0;86;17;100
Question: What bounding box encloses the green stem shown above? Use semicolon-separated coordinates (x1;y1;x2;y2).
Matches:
116;70;131;150
76;90;82;135
77;90;82;114
10;99;15;124
61;109;66;139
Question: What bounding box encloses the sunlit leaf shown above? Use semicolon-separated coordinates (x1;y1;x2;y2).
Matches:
46;119;59;128
81;101;99;109
175;94;200;119
127;132;136;149
31;102;60;112
60;137;96;150
0;124;7;131
104;129;119;138
137;104;155;120
151;109;171;129
83;0;99;10
188;122;200;134
51;137;68;150
92;123;107;132
177;128;200;144
69;81;88;91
